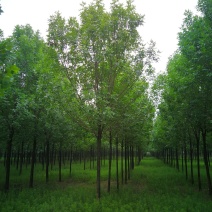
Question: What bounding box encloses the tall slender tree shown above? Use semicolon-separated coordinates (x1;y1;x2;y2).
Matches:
47;0;157;198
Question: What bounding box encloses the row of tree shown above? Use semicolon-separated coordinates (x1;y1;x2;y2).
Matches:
0;0;157;198
152;0;212;195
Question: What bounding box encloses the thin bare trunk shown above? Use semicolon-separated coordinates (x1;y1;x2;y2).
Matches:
202;129;212;195
5;127;14;191
107;131;112;193
96;125;102;199
116;137;119;191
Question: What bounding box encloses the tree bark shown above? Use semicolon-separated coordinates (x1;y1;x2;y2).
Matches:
127;146;130;180
137;146;141;165
50;144;54;170
131;145;134;170
181;147;184;172
96;125;102;199
175;148;179;171
19;141;24;175
45;135;50;183
107;130;112;193
116;137;119;191
124;141;127;184
59;144;62;182
195;129;201;191
189;135;194;185
121;139;124;185
70;147;73;176
90;147;92;169
184;144;188;180
201;129;212;195
16;148;20;170
29;131;37;188
4;127;14;191
83;151;86;170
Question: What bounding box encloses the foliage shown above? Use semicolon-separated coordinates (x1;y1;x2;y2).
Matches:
47;0;157;198
152;0;212;195
47;0;157;135
0;37;19;95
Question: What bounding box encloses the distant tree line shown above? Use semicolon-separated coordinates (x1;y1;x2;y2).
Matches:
152;0;212;196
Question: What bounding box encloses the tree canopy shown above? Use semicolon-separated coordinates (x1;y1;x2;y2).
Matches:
152;0;212;195
0;0;157;198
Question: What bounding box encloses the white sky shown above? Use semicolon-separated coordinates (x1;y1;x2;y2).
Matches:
0;0;198;74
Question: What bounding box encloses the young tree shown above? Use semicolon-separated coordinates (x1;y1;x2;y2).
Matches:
10;24;47;188
153;0;212;194
47;0;157;198
178;7;212;195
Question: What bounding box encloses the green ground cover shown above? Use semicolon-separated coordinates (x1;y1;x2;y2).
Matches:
0;157;211;212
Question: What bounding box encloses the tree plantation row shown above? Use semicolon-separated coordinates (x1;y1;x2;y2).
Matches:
152;0;212;196
0;0;156;199
0;141;143;188
0;0;211;199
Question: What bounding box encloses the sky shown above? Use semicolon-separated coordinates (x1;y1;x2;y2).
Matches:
0;0;198;74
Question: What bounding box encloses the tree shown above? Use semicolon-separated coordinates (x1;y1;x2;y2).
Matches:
152;0;212;194
178;7;212;194
0;88;29;191
9;24;47;188
47;0;157;198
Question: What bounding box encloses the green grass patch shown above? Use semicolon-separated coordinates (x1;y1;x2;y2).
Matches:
0;158;211;211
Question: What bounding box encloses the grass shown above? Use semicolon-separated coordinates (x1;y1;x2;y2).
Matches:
0;157;212;211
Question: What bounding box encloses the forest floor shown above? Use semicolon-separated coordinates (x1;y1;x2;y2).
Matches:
0;157;212;211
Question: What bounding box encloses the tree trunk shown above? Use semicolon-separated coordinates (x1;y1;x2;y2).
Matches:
127;146;130;180
124;141;127;184
189;135;194;185
121;139;124;185
16;148;20;170
131;145;134;170
96;125;102;199
4;151;6;167
195;129;201;191
116;137;119;191
170;148;173;167
45;136;50;183
107;130;112;193
50;144;54;170
59;144;62;182
29;131;37;188
93;147;95;169
4;127;14;191
202;129;212;195
83;151;86;170
80;151;82;164
137;146;141;165
70;147;73;176
181;148;184;172
90;147;92;170
103;147;106;166
62;151;65;166
166;148;169;164
175;148;179;171
19;141;24;175
184;144;188;180
42;148;45;171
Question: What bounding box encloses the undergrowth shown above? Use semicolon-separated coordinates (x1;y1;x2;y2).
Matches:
0;157;211;211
